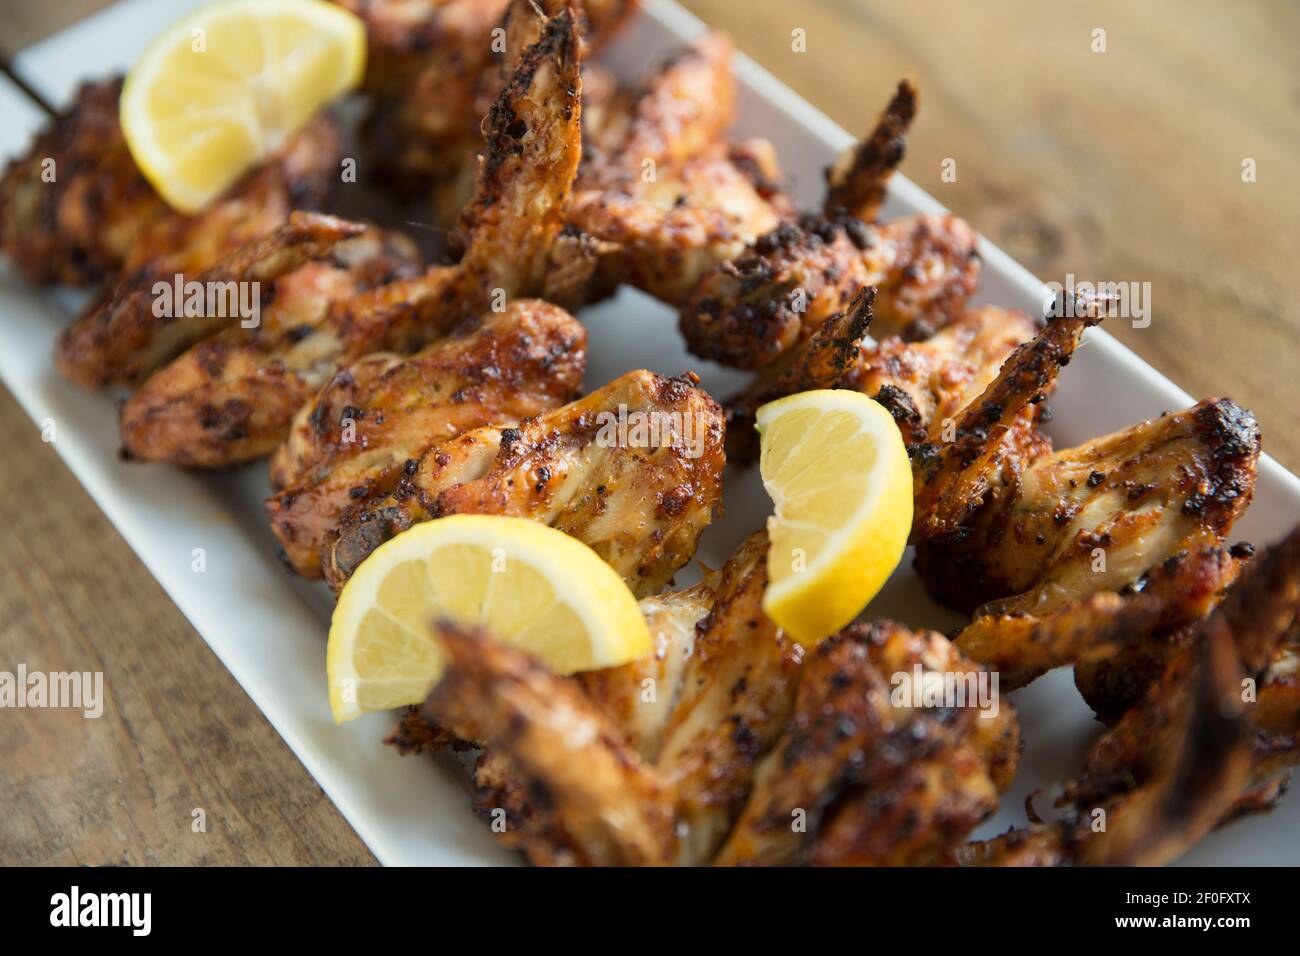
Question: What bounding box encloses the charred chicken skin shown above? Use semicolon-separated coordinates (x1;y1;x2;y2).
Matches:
323;369;725;597
725;287;1039;465
0;77;165;286
964;526;1300;866
413;536;1016;866
265;300;587;576
52;115;343;388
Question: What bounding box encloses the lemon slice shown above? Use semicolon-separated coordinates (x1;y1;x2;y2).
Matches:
121;0;366;213
327;515;651;723
756;389;913;645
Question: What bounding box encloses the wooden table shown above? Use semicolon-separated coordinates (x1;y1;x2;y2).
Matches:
2;0;1296;865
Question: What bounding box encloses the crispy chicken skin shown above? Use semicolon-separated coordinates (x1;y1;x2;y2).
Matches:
53;117;343;388
726;289;1039;464
265;301;587;576
921;396;1260;618
0;78;166;285
681;212;981;370
413;533;1018;867
324;370;725;596
355;0;637;199
562;32;793;306
715;620;1012;867
118;226;427;466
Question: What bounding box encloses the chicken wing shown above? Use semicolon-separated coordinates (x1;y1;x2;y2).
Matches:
681;212;981;370
355;0;637;201
117;224;427;466
264;300;587;576
118;8;584;469
964;528;1298;866
425;618;678;867
963;610;1251;867
715;620;1013;866
414;531;1017;867
725;288;1039;465
0;77;166;285
921;396;1260;621
324;369;725;596
52;116;343;387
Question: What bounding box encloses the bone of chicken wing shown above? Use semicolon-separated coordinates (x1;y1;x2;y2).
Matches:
324;369;725;597
726;288;1039;465
52;116;343;388
681;211;980;370
265;301;587;576
0;78;166;285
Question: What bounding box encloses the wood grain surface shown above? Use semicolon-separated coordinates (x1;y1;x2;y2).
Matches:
2;0;1296;866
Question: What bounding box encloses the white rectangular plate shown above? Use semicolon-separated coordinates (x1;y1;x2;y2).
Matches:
2;0;1297;865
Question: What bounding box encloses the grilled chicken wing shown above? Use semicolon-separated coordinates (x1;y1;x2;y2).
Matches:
117;9;584;469
560;32;792;306
962;608;1251;867
324;369;725;596
923;397;1260;623
355;0;637;200
52;116;343;387
426;619;678;866
681;211;980;370
963;528;1299;866
265;300;586;576
59;211;376;390
0;78;166;285
119;252;453;468
413;531;1017;867
726;288;1039;464
715;619;1013;866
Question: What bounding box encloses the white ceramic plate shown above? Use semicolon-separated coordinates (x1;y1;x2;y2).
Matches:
2;0;1296;865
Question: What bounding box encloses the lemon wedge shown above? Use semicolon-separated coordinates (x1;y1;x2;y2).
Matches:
120;0;366;213
326;515;651;723
756;389;913;645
